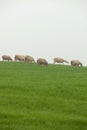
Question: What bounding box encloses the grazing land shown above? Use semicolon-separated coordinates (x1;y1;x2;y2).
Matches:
0;62;87;130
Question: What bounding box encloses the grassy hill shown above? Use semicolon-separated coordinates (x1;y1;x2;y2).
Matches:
0;62;87;130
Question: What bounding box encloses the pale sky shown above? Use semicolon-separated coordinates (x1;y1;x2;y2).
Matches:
0;0;87;65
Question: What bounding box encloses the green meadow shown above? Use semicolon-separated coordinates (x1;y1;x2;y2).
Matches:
0;62;87;130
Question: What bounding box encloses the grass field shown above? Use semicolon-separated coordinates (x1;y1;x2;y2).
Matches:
0;62;87;130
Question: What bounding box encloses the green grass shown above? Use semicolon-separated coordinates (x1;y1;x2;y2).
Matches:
0;61;87;130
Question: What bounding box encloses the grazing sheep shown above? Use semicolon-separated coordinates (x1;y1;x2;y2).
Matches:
25;55;35;63
53;57;69;64
71;60;83;67
14;55;25;61
37;58;48;65
2;55;12;61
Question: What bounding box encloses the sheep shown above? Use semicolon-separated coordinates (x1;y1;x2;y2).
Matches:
14;55;25;61
53;57;69;64
37;58;48;65
71;60;83;67
2;55;12;61
25;55;35;63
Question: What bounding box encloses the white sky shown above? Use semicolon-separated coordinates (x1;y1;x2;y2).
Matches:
0;0;87;65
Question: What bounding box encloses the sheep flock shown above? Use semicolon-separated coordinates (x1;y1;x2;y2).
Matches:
1;54;83;67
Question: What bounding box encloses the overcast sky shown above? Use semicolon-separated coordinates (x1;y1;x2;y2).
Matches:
0;0;87;65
